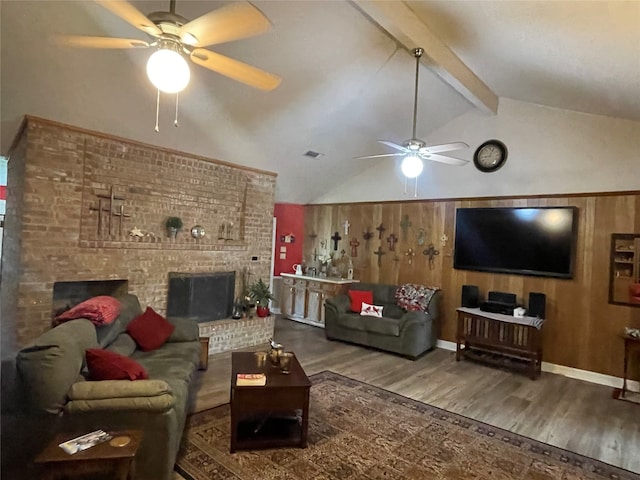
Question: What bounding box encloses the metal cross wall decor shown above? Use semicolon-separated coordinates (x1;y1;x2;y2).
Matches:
400;215;412;241
373;246;386;267
376;223;386;240
423;243;440;269
350;238;360;257
404;248;416;265
416;228;427;246
386;233;398;252
331;231;342;251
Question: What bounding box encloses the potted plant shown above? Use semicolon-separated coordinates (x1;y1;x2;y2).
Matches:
248;278;275;317
166;216;183;238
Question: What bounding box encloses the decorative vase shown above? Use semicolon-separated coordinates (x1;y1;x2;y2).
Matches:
256;305;270;317
167;227;178;239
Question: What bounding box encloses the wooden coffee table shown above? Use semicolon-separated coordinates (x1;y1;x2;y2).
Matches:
34;430;142;480
230;351;311;453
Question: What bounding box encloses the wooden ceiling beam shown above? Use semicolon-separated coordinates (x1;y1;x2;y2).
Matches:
352;0;498;115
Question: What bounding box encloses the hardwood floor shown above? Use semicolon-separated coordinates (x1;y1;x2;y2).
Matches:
187;316;640;475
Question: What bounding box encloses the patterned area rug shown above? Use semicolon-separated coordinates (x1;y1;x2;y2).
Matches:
176;371;639;480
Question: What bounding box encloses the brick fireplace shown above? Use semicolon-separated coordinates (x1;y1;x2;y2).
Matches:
1;116;276;354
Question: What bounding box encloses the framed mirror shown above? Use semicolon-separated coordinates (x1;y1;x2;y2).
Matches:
609;233;640;307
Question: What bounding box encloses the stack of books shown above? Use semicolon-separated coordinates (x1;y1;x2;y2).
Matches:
236;373;266;386
58;430;112;455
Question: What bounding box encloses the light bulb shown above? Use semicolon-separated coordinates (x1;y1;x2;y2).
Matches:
146;48;190;93
401;155;423;178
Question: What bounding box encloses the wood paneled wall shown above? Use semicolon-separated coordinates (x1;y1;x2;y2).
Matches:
304;193;640;378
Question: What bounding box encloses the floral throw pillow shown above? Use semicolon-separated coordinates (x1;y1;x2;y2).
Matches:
395;284;440;312
360;302;383;318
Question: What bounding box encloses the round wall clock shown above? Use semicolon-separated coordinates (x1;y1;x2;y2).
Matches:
473;140;508;172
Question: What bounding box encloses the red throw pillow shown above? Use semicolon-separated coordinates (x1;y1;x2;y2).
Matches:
348;290;374;313
85;348;148;381
127;307;175;352
55;296;121;326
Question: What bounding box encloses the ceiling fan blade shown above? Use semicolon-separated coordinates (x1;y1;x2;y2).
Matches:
191;48;281;91
95;0;161;36
354;153;405;160
422;153;469;166
53;35;149;49
377;141;408;153
421;142;470;154
179;3;271;48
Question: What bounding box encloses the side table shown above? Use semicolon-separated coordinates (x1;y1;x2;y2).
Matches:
613;334;640;399
35;430;142;480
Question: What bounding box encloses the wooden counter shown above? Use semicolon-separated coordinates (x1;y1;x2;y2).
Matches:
280;274;359;328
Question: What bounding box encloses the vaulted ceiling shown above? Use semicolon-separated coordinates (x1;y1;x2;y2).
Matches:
2;1;639;203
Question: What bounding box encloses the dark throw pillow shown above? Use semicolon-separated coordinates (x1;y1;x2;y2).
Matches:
55;296;122;326
348;290;374;313
85;348;148;381
127;307;175;351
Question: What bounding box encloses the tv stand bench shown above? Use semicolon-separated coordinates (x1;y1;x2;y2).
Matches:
456;307;544;379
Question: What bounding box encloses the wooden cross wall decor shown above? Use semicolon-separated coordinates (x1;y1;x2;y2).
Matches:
89;186;131;237
400;215;412;241
373;246;385;267
386;233;398;252
350;238;360;257
308;231;318;243
331;231;342;251
376;223;386;239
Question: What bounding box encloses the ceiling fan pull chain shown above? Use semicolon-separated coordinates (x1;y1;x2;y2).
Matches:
413;177;418;198
411;48;423;140
174;92;179;127
154;88;160;133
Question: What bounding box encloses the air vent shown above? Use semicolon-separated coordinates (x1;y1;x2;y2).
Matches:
304;150;323;158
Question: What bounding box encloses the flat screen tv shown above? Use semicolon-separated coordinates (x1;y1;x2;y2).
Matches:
453;206;578;279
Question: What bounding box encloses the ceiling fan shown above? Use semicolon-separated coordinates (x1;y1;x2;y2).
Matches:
55;0;281;93
356;47;468;195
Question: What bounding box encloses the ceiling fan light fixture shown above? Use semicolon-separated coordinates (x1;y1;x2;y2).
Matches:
401;154;423;178
146;46;190;93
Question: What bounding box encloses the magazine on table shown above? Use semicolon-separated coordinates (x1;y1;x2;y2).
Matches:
58;430;112;455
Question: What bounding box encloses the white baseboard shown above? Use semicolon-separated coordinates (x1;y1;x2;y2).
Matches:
435;339;639;393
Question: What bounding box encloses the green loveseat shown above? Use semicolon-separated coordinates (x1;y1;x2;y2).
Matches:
324;283;440;359
15;294;200;480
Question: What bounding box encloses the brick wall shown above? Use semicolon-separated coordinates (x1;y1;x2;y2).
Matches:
1;116;276;350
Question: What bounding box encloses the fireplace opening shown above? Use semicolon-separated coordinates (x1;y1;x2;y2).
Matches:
167;271;235;323
52;279;128;318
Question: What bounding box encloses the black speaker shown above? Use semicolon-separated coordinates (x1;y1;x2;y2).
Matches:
461;285;479;308
528;292;546;319
488;291;517;305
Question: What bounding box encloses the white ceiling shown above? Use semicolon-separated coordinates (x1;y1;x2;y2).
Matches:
2;1;639;203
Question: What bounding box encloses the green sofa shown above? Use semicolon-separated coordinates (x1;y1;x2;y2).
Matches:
324;283;440;359
15;294;200;480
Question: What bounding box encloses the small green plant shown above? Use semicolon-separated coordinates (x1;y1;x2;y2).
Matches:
248;278;275;306
166;216;183;230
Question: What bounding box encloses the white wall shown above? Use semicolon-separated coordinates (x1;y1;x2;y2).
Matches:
313;98;640;203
